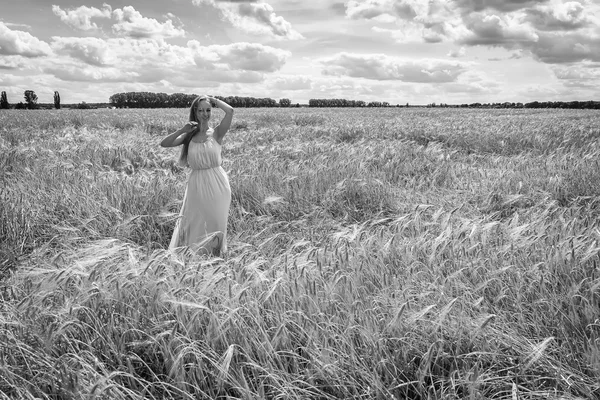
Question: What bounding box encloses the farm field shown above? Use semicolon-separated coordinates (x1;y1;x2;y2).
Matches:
1;106;600;399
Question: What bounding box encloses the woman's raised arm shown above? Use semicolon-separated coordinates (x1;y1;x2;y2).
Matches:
210;97;234;143
160;122;198;147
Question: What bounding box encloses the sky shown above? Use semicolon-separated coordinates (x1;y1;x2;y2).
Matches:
1;0;600;105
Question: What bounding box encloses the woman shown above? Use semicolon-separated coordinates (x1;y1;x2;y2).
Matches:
160;95;234;256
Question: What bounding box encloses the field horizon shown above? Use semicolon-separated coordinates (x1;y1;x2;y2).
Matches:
1;107;600;399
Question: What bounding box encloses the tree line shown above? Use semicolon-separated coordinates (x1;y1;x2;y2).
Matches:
2;89;599;110
308;98;399;107
432;101;600;109
109;92;396;108
1;90;62;110
108;92;296;108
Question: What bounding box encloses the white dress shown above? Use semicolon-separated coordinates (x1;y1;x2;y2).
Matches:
169;131;231;255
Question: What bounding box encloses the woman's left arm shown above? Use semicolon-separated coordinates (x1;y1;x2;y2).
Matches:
210;97;234;143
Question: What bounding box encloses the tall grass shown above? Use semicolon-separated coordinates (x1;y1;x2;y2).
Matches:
1;107;599;399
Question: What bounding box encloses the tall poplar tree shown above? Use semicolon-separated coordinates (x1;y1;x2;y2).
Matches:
0;91;9;109
54;91;61;109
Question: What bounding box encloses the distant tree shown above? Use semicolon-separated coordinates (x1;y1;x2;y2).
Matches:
279;98;291;107
54;91;61;109
15;102;26;110
24;90;38;109
77;101;92;109
0;91;9;109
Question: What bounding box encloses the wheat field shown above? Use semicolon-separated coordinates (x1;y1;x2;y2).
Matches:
1;107;600;399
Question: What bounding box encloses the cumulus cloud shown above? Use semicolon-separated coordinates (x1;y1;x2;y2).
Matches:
0;55;26;70
345;0;391;19
108;38;193;66
52;4;185;39
189;41;291;72
44;65;139;82
346;0;466;43
194;0;302;39
345;0;432;21
51;36;115;66
550;63;600;89
552;63;600;79
38;35;287;87
52;4;112;31
453;0;550;14
112;6;185;39
320;52;469;83
459;13;539;46
0;22;52;57
528;31;600;63
525;1;590;31
238;3;303;38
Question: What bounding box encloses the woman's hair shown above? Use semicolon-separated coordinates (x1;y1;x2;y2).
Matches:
179;95;209;167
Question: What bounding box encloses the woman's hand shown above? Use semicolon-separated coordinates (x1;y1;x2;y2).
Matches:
185;121;198;132
182;121;199;136
160;121;198;147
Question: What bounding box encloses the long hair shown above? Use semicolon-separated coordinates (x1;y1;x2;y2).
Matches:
179;95;209;167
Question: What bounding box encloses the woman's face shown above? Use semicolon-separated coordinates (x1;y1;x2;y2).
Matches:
196;99;211;122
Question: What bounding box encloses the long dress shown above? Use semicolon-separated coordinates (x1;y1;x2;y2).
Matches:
169;131;231;255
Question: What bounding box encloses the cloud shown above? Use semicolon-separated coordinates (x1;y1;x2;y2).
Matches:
111;6;185;39
108;38;193;67
345;0;433;21
346;0;466;43
439;69;501;97
194;0;302;39
39;36;285;87
330;2;347;15
338;0;600;74
528;31;600;63
0;73;18;86
371;25;419;42
189;41;291;72
448;46;466;57
510;49;527;59
52;4;112;31
270;75;313;90
0;22;52;57
525;1;590;31
193;69;265;84
238;3;303;38
345;0;390;19
52;4;185;39
458;12;539;46
320;52;469;82
453;0;550;14
0;55;26;70
51;36;115;66
3;22;32;30
551;63;600;89
44;65;140;82
552;63;600;80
